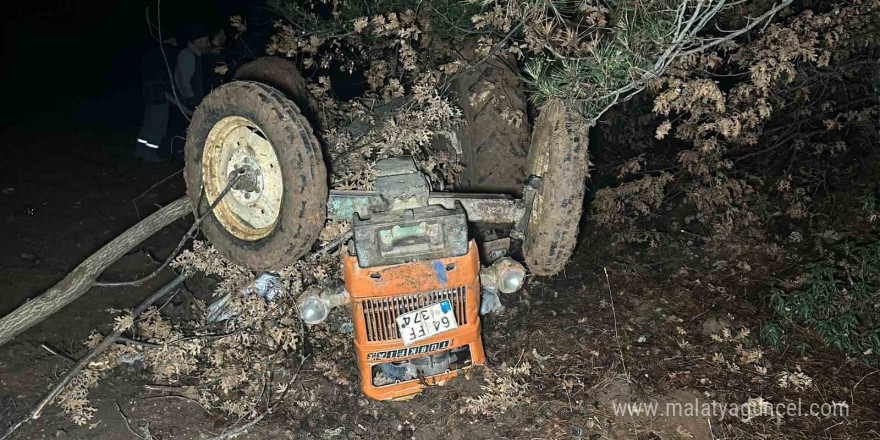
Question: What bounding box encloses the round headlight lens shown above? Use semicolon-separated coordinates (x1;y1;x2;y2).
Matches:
499;267;526;293
300;295;329;325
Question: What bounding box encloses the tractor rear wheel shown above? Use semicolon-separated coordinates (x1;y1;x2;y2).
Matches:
449;45;531;196
184;81;328;270
234;56;326;132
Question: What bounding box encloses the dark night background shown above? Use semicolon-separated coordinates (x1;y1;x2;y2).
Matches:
0;1;250;137
0;1;261;317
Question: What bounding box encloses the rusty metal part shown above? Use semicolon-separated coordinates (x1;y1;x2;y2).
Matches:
327;191;384;220
478;237;511;264
428;193;524;225
510;175;542;240
374;157;430;210
327;158;529;225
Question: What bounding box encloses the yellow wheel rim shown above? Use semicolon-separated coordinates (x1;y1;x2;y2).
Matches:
202;116;283;241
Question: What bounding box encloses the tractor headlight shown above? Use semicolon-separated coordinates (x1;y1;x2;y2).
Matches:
299;294;329;325
481;257;527;294
298;286;350;325
499;265;526;293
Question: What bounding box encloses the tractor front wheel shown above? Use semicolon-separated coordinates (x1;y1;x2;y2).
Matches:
522;100;590;276
184;81;328;270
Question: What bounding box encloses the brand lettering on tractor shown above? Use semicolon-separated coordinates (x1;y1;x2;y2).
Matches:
367;340;451;361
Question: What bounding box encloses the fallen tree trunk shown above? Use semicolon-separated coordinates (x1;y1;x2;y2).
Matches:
0;197;191;347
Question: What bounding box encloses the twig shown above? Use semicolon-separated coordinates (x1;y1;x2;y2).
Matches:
145;395;217;416
0;275;187;440
97;172;242;287
208;413;267;440
440;21;525;92
306;230;353;262
116;401;152;440
150;288;181;316
851;369;880;406
157;0;191;122
39;343;76;364
206;356;308;440
116;336;162;348
142;387;217;417
603;267;628;381
679;0;793;56
144;7;160;43
586;0;791;124
133;168;184;220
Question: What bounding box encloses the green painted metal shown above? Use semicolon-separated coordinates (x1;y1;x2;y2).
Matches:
326;190;524;224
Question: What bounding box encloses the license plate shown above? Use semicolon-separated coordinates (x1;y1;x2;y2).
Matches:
396;300;458;345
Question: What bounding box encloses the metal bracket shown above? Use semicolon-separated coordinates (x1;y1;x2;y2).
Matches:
373;157;430;211
510;175;542;240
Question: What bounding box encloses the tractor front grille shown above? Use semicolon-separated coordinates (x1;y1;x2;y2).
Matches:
361;287;468;342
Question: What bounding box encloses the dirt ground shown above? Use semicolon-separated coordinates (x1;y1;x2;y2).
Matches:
1;126;879;440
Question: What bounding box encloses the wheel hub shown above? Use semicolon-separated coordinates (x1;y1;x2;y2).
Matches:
202;116;284;241
228;152;264;202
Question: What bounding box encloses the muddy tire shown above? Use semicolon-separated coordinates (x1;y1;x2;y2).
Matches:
450;46;530;196
184;81;328;270
234;56;325;131
523;101;589;276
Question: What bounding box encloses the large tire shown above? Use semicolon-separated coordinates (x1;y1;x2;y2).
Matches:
523;100;589;276
450;45;531;196
184;81;328;270
234;57;326;132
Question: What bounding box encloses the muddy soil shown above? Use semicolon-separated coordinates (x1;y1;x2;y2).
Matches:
1;125;879;440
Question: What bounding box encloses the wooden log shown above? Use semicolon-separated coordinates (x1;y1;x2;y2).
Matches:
0;197;191;347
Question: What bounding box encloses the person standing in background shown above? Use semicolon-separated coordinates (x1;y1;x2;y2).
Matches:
135;36;178;164
135;25;208;164
135;24;224;164
169;25;213;117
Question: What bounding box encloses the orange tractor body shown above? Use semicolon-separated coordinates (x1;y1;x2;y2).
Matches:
344;241;486;400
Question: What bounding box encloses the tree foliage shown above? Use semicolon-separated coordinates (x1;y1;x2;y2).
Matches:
596;0;880;245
